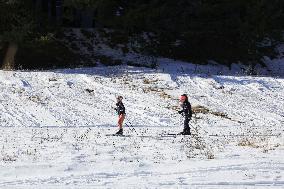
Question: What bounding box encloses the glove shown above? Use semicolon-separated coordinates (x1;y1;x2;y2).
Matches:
178;110;183;114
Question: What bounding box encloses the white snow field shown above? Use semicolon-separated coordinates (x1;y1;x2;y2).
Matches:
0;61;283;188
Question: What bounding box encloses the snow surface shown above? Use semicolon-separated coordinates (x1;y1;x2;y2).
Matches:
0;62;283;188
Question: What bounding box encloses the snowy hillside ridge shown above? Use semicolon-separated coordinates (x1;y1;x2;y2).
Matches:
0;62;283;188
1;62;283;127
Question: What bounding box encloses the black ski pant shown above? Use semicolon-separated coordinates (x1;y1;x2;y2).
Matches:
184;116;191;131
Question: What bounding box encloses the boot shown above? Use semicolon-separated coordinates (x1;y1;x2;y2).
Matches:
115;128;123;135
182;129;191;135
179;128;191;135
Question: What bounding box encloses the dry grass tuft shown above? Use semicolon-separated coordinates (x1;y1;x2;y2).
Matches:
159;91;171;99
143;78;159;84
192;105;210;114
205;150;215;159
192;105;230;119
238;138;257;147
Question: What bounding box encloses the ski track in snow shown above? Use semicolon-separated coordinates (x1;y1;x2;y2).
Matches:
0;64;283;188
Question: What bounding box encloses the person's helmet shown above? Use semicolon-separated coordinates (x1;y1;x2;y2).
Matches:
117;96;123;100
179;94;187;101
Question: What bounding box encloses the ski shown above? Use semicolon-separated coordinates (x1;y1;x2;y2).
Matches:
105;133;202;138
105;134;156;138
160;133;196;137
105;134;132;137
209;134;281;137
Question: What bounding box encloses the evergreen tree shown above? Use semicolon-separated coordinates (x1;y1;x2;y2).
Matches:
1;0;283;69
0;0;34;70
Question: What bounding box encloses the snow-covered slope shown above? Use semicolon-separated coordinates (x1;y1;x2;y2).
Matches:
0;62;283;188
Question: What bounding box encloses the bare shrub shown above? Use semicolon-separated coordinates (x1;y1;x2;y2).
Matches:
205;150;215;159
2;154;17;162
238;138;256;147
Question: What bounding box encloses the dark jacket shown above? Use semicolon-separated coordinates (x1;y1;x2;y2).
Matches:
115;102;126;115
179;101;192;118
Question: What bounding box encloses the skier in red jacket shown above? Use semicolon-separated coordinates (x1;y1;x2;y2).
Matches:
178;94;192;135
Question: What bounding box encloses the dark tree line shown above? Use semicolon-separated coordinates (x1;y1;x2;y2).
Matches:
1;0;284;70
115;0;284;65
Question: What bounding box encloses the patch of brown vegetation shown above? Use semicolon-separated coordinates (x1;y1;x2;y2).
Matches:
29;95;41;103
159;91;171;99
85;89;94;93
238;138;257;147
192;105;210;114
49;78;58;82
142;87;163;93
143;78;159;84
192;105;230;119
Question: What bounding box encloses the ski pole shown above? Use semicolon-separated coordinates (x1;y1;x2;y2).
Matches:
125;121;139;135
